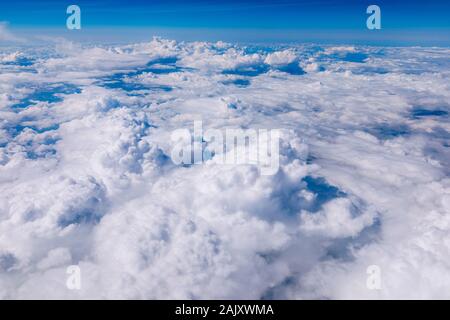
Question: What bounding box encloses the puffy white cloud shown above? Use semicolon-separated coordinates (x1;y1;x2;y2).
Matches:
299;198;378;238
264;50;297;66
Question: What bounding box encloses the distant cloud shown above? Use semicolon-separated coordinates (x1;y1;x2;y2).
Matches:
0;22;25;43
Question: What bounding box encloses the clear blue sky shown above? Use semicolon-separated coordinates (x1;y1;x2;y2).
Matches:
1;0;449;45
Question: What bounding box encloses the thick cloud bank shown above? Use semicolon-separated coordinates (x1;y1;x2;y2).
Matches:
0;38;449;299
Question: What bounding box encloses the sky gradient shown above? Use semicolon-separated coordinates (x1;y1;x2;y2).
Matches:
1;0;450;45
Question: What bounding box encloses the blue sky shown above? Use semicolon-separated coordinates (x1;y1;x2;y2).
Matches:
1;0;450;45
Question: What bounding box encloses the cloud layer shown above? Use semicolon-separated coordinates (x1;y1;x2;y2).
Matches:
0;38;449;299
